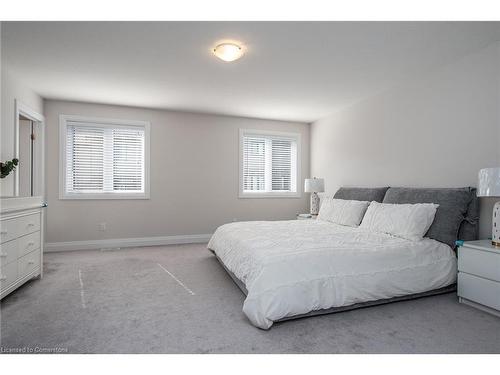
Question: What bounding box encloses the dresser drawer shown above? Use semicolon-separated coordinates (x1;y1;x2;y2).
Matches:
0;213;40;244
0;239;18;266
17;213;41;237
18;249;40;279
458;246;500;282
1;261;18;290
458;272;500;310
17;231;41;258
1;218;18;244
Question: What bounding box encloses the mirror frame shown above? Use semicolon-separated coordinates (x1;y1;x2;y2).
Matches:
14;99;45;197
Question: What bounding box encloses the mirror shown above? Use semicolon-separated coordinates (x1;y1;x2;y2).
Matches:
11;100;45;198
18;115;35;197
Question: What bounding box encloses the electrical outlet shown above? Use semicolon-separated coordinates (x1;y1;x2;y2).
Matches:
98;222;106;231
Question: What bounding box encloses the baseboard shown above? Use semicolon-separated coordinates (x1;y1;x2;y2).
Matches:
44;234;213;252
459;297;500;318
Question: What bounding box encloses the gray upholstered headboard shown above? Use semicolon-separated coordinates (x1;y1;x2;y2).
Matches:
333;187;479;248
333;187;389;203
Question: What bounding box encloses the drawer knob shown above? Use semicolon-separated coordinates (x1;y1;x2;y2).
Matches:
0;276;6;281
0;231;7;235
27;223;35;227
28;241;35;246
28;261;35;265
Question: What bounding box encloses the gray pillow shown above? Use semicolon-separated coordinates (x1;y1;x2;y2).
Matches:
333;187;389;203
382;187;472;248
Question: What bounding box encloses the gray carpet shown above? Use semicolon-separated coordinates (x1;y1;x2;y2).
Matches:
1;243;499;354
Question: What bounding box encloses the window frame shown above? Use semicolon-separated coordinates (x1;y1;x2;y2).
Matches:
59;114;151;200
239;128;301;199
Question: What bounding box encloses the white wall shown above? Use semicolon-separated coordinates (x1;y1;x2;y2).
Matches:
44;100;310;243
0;68;44;196
311;42;500;238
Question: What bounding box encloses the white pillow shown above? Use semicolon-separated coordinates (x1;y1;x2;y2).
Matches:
317;198;370;227
359;201;439;241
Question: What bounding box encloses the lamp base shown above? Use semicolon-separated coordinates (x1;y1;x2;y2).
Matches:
492;201;499;247
310;192;320;215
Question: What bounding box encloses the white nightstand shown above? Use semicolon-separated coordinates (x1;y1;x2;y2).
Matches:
457;240;500;317
296;214;317;220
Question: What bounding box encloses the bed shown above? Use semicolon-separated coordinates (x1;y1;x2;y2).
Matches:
207;187;479;329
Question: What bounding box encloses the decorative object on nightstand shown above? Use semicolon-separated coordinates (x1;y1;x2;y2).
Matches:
457;240;500;317
304;178;324;215
477;167;500;247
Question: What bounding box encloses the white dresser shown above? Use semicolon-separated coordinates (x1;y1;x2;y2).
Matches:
457;240;500;317
1;196;45;299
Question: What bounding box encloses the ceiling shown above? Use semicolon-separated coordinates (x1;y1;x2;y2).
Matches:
2;22;500;123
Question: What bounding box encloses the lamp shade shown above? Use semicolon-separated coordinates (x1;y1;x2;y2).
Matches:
304;178;324;193
477;168;500;197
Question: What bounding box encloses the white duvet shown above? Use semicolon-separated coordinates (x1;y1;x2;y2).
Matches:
207;220;457;329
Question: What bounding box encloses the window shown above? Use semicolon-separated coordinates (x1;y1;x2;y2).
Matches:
239;129;300;198
59;115;150;199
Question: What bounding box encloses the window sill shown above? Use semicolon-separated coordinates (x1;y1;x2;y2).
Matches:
239;192;301;199
59;193;150;200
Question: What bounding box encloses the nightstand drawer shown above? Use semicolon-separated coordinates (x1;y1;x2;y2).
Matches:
458;247;500;282
458;273;500;310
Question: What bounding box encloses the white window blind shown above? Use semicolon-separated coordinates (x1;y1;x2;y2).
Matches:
61;116;149;199
241;131;299;196
112;128;144;191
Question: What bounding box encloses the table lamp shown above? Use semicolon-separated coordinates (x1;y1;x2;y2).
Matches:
477;168;500;247
304;177;324;215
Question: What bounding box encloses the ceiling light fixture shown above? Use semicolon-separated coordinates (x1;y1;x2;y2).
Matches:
213;43;244;62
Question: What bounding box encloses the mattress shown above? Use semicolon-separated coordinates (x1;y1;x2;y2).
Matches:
207;219;457;329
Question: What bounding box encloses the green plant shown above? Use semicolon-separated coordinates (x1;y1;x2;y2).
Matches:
0;158;19;179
